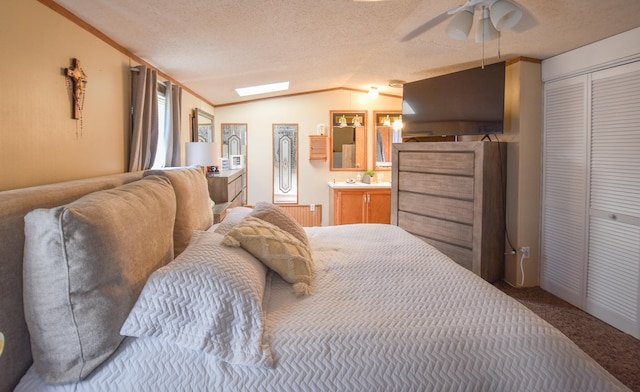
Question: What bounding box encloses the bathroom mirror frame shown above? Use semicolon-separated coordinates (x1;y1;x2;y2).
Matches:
192;108;214;142
329;110;367;171
374;111;402;171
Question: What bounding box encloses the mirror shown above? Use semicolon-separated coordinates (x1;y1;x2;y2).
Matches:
192;108;214;142
374;111;402;170
222;123;247;169
330;111;367;171
273;124;298;204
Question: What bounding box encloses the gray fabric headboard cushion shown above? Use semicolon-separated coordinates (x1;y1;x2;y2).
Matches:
0;171;144;392
144;167;213;256
22;175;176;384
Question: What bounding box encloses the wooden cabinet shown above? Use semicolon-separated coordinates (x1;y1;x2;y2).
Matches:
391;141;506;282
207;169;245;208
331;187;391;225
309;135;328;161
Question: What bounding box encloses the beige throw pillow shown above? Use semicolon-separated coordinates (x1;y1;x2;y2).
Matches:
249;202;310;247
223;216;313;296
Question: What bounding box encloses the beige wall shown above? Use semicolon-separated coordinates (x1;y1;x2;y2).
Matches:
502;60;543;287
0;0;212;191
214;91;402;226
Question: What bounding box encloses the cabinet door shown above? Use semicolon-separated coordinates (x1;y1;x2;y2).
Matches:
335;190;366;225
367;189;391;224
309;135;328;160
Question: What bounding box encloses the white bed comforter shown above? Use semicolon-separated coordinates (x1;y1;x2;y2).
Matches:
17;224;628;391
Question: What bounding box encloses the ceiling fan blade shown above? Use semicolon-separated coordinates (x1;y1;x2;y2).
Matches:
400;10;450;42
446;0;488;15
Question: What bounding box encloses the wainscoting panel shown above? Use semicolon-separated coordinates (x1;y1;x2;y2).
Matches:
277;204;322;227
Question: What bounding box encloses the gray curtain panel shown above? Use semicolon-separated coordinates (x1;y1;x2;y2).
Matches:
129;65;158;171
164;81;182;167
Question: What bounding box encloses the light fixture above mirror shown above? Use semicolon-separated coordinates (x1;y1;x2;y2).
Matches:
330;111;367;171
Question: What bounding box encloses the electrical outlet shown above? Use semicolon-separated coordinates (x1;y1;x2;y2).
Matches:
520;246;530;259
310;204;315;212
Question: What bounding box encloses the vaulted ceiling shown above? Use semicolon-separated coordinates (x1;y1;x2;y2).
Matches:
51;0;640;106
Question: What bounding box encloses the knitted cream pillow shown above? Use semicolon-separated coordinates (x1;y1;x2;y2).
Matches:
223;216;313;296
249;202;310;247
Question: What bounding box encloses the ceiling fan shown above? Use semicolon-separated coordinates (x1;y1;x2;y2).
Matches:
401;0;523;42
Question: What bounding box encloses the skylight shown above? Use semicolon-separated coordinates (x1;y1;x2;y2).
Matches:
235;81;290;97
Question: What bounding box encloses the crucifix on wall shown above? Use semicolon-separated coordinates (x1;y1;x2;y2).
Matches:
65;58;88;119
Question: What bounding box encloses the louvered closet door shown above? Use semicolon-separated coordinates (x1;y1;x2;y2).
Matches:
540;75;588;307
587;61;640;338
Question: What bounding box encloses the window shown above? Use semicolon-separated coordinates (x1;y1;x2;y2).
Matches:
152;83;167;168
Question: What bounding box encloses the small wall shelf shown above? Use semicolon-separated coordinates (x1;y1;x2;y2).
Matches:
309;135;328;161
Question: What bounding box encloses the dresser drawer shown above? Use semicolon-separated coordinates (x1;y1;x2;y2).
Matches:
397;211;473;249
397;191;474;224
420;237;473;271
207;169;245;204
398;171;474;200
228;176;243;200
398;151;474;176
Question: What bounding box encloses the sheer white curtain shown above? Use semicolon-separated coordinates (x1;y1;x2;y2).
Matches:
163;81;182;167
129;65;158;171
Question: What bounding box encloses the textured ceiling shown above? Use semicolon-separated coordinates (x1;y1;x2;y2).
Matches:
52;0;640;106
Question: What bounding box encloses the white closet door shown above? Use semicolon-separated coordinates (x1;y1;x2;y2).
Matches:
587;61;640;338
540;75;589;307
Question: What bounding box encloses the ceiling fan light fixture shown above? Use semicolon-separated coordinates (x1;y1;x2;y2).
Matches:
476;8;500;43
489;0;523;31
445;9;473;41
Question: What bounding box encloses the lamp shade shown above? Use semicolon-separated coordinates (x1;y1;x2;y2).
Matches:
446;9;473;40
490;0;522;31
476;14;500;42
185;142;218;167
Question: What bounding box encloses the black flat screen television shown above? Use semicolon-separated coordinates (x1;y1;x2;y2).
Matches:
402;61;505;138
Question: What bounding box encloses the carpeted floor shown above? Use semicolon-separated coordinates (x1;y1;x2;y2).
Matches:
494;281;640;392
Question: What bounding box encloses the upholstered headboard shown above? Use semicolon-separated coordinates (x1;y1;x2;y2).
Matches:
0;167;213;391
0;172;144;391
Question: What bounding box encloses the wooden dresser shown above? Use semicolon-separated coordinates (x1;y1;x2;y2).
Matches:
207;169;246;222
391;141;506;282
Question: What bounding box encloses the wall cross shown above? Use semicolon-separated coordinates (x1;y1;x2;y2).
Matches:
65;58;88;119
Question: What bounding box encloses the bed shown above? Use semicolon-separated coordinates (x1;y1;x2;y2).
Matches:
0;167;630;391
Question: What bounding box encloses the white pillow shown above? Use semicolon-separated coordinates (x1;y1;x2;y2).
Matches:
120;230;273;368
